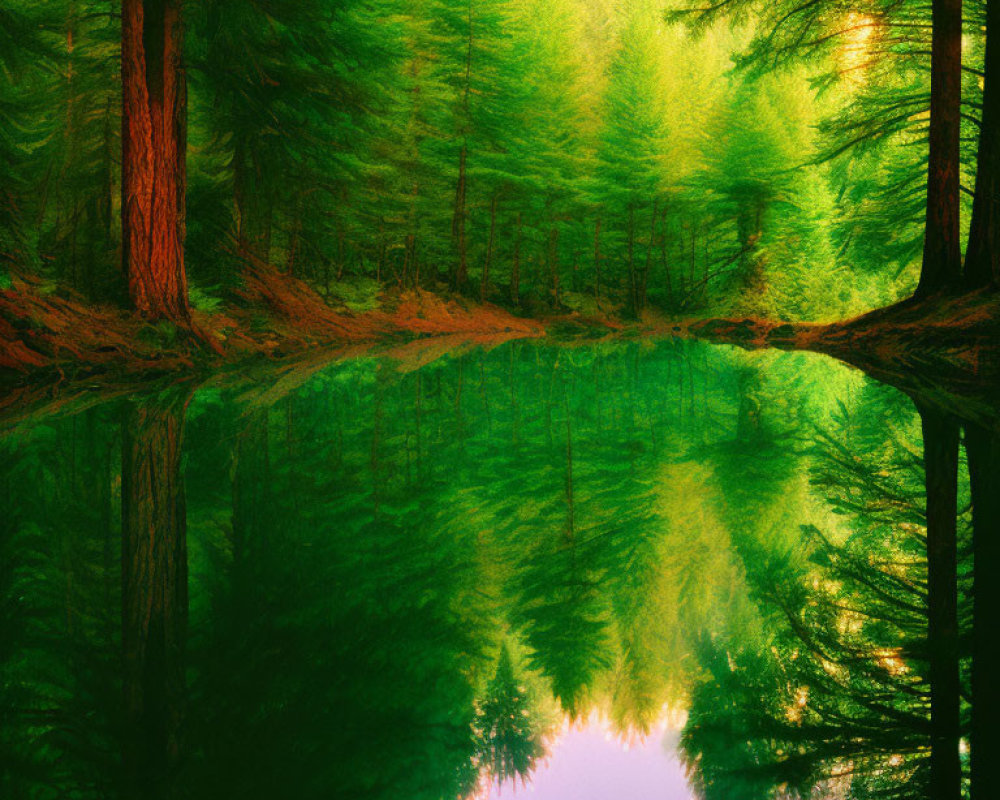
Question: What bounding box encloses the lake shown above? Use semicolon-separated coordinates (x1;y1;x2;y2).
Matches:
0;338;991;799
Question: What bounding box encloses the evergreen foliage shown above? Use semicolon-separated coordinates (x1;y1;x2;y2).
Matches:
1;0;946;321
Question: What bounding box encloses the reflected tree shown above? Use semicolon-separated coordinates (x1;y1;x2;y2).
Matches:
120;388;192;798
683;392;974;800
474;644;545;788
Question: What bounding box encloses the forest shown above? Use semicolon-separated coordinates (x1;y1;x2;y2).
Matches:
1;0;999;372
3;0;1000;799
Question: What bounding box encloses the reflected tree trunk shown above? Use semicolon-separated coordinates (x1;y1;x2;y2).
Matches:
918;404;961;800
121;389;191;798
965;422;1000;800
563;382;574;544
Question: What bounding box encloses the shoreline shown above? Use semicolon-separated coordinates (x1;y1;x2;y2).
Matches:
3;268;999;428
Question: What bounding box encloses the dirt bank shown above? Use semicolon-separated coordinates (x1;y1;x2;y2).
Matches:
0;267;546;379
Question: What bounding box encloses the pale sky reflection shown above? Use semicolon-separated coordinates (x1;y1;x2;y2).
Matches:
484;712;697;800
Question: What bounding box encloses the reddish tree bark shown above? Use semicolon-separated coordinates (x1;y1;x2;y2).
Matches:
917;0;963;296
121;0;189;320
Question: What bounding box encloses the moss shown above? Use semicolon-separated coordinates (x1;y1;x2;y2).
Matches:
325;276;382;312
189;284;224;314
249;314;271;332
137;320;182;349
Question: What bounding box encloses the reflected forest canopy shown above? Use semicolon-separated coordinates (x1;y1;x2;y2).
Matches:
2;0;1000;799
2;342;1000;798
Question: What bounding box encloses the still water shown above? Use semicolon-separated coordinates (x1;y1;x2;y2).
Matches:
0;339;992;799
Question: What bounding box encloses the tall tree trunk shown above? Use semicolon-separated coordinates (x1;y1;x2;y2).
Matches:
336;223;345;281
548;226;560;307
405;180;419;289
451;144;468;288
642;198;658;313
511;211;521;305
404;232;415;289
451;0;473;290
965;423;1000;800
482;192;497;302
593;216;602;311
919;404;962;800
917;0;963;296
122;0;189;320
233;142;271;264
286;203;301;278
660;209;673;306
376;215;385;283
102;96;116;242
121;389;190;797
689;224;697;293
62;2;80;291
965;0;1000;289
627;205;637;317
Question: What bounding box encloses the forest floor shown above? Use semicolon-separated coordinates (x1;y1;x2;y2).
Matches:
0;267;551;378
2;265;998;426
684;290;1000;429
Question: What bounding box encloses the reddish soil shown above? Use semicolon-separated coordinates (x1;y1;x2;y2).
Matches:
3;267;998;432
0;267;546;378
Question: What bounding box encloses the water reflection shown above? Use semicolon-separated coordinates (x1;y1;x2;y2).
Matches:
0;339;995;798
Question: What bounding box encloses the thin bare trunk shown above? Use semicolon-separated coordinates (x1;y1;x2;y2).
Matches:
627;205;636;316
642;198;658;313
548;226;560;306
593;216;602;310
510;211;522;305
451;145;468;287
482;192;497;302
233;142;272;264
660;209;673;306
